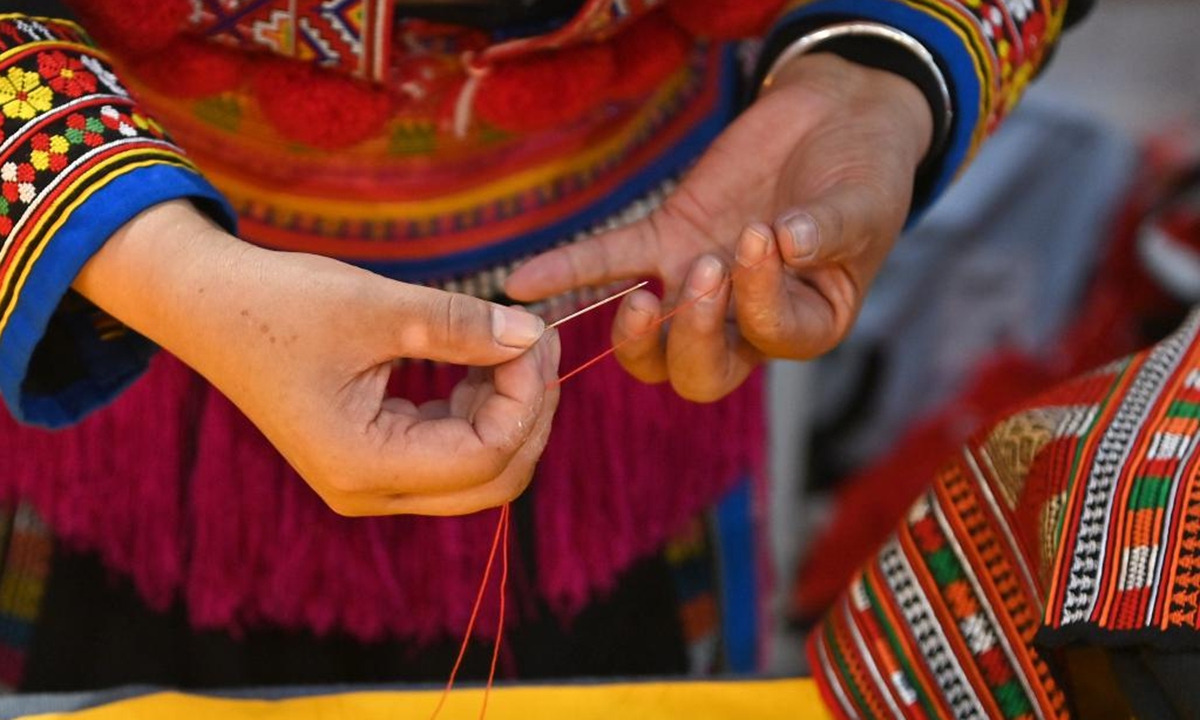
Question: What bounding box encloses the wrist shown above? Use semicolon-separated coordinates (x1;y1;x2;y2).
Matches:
72;200;253;368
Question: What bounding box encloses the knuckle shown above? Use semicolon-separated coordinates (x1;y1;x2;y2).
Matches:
743;321;785;353
616;351;666;385
394;296;433;354
565;242;599;286
846;182;901;254
670;375;719;404
323;494;365;518
492;440;523;474
819;204;845;247
441;292;473;346
481;454;511;483
321;468;364;496
660;185;715;238
402;291;485;353
458;443;511;485
499;468;533;503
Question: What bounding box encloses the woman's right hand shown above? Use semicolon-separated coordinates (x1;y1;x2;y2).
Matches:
73;200;561;517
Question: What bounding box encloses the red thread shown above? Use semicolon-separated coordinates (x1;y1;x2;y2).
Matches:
434;251;766;717
479;505;510;719
550;282;723;388
429;503;510;720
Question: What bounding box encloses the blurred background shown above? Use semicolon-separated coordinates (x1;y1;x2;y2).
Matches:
768;0;1200;674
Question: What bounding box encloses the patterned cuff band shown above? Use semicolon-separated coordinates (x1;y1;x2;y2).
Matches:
760;21;953;166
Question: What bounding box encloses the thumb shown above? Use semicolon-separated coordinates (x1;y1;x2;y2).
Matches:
505;219;658;301
381;282;546;365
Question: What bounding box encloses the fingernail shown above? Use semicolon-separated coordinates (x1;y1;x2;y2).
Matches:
736;225;772;268
626;292;656;322
492;306;545;348
688;256;726;300
780;212;819;260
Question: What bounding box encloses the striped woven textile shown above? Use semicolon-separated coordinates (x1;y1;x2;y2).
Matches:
812;309;1200;718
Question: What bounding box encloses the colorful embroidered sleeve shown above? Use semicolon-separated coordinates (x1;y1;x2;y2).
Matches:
761;0;1093;213
0;14;234;428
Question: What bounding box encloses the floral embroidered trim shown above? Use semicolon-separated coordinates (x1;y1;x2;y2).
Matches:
0;16;201;337
0;64;54;120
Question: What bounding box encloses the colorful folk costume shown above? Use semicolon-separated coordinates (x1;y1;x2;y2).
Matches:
0;0;1090;704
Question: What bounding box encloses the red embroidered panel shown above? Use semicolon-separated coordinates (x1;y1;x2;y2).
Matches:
190;0;393;81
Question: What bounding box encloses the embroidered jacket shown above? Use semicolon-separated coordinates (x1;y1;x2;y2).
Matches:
0;0;1091;430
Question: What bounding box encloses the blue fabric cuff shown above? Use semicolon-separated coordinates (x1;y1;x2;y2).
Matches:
765;1;985;219
0;164;236;428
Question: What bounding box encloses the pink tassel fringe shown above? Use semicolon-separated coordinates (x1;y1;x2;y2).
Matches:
0;302;765;643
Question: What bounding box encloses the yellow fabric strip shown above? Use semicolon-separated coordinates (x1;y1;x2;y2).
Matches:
20;678;832;720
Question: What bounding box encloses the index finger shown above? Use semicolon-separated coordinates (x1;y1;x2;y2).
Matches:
504;220;658;301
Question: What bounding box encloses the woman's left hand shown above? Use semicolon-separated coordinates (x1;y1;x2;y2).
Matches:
505;52;932;401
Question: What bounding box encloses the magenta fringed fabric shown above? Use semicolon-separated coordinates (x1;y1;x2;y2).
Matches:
0;302;765;642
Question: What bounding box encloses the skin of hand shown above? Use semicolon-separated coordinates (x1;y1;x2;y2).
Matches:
505;52;933;402
73;200;561;517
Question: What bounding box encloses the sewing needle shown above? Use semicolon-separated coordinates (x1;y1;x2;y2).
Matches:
546;280;650;330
